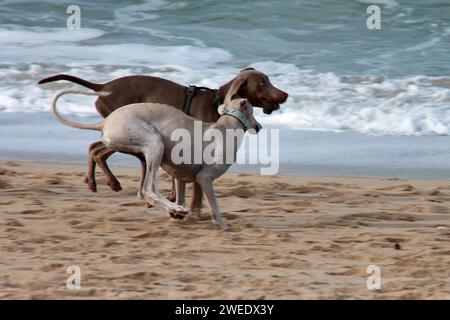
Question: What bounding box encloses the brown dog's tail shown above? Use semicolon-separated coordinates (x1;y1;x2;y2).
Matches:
51;89;109;131
38;74;104;92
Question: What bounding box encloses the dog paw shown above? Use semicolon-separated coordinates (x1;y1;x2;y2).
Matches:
168;211;184;220
175;205;188;214
190;208;202;220
167;206;189;220
84;177;97;193
166;192;176;202
213;220;228;231
107;180;122;192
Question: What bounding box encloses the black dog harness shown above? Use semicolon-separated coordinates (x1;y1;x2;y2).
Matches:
183;85;222;115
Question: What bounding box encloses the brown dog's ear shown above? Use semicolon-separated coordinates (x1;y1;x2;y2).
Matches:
224;76;247;104
240;67;255;72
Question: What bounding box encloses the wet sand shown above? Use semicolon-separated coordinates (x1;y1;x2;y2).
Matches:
1;160;450;299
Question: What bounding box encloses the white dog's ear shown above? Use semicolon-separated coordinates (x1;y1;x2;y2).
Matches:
217;104;226;115
238;99;247;109
225;77;247;104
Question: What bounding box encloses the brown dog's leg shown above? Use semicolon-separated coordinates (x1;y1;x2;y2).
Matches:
84;141;102;192
167;178;176;202
85;141;122;192
96;146;122;192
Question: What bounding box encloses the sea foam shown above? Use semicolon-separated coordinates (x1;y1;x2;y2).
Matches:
1;25;449;136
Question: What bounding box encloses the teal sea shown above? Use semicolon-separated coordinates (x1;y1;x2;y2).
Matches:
1;1;450;178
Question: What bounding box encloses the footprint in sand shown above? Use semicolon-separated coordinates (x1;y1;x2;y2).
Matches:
378;184;417;192
428;205;450;214
223;186;256;198
20;209;42;215
346;199;375;206
428;189;442;196
119;202;143;207
40;263;65;272
4;161;21;167
325;268;360;276
5;219;24;227
237;173;252;177
45;177;63;185
0;179;11;189
117;271;160;282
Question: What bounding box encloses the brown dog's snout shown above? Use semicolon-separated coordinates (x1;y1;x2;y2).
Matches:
256;123;262;133
278;90;288;103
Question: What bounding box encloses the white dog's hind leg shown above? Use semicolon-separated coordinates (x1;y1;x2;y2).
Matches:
137;155;146;200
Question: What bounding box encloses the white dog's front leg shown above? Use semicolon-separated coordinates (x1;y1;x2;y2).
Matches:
137;128;188;218
196;174;227;230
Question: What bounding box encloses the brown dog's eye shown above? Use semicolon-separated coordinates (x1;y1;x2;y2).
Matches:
259;83;265;87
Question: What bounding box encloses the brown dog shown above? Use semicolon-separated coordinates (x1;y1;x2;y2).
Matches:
38;68;288;198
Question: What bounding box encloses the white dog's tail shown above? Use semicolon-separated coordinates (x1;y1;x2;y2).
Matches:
51;89;110;131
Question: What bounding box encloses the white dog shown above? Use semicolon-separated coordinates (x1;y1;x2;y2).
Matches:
51;79;261;230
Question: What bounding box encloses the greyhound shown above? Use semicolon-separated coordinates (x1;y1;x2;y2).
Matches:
50;80;261;230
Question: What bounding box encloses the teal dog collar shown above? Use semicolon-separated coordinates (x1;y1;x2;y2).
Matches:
221;108;248;131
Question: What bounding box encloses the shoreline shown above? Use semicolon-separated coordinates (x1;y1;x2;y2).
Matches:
2;158;450;184
1;160;450;299
2;112;450;180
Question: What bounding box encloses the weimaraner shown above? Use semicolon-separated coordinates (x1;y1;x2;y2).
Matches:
38;68;288;198
50;80;261;230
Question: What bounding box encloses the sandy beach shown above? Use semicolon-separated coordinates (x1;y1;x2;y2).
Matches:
1;159;449;299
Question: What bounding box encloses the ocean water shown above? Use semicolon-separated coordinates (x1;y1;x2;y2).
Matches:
1;0;450;135
1;1;450;178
